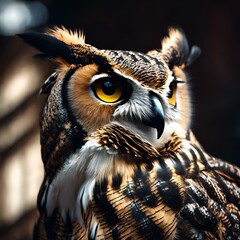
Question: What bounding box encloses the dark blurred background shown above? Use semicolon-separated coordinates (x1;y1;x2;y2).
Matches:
0;0;239;239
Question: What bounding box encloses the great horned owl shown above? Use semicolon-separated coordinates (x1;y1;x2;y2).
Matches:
19;27;240;239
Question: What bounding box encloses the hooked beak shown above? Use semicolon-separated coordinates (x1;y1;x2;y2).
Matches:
143;92;165;139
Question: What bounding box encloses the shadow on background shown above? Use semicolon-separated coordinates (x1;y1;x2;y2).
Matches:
0;0;240;239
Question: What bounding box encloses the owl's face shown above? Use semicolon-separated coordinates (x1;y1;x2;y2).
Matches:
67;52;187;148
20;27;200;180
20;27;198;150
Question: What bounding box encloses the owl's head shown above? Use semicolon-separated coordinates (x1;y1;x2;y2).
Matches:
20;27;200;150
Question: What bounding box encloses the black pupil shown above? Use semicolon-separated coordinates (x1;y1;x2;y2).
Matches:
102;80;116;95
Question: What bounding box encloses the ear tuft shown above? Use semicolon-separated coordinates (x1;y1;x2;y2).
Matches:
161;27;191;69
47;26;85;45
18;32;73;63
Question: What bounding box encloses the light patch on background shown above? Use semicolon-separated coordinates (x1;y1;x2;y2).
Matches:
0;0;48;36
0;103;38;152
0;134;43;222
0;63;42;118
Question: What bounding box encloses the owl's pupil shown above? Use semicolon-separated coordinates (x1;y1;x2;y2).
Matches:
102;81;116;95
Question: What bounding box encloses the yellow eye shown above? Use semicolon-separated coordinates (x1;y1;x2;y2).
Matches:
92;77;123;103
168;81;177;106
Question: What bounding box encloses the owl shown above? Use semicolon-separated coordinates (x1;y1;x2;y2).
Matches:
19;27;240;240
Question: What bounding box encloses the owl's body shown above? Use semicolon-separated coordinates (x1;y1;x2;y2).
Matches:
20;27;240;239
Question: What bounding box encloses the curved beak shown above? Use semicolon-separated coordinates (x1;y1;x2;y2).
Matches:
143;92;165;139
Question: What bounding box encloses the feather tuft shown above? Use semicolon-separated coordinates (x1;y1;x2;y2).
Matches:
47;26;85;45
161;27;189;69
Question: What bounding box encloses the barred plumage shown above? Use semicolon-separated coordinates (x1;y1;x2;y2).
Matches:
19;26;240;239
